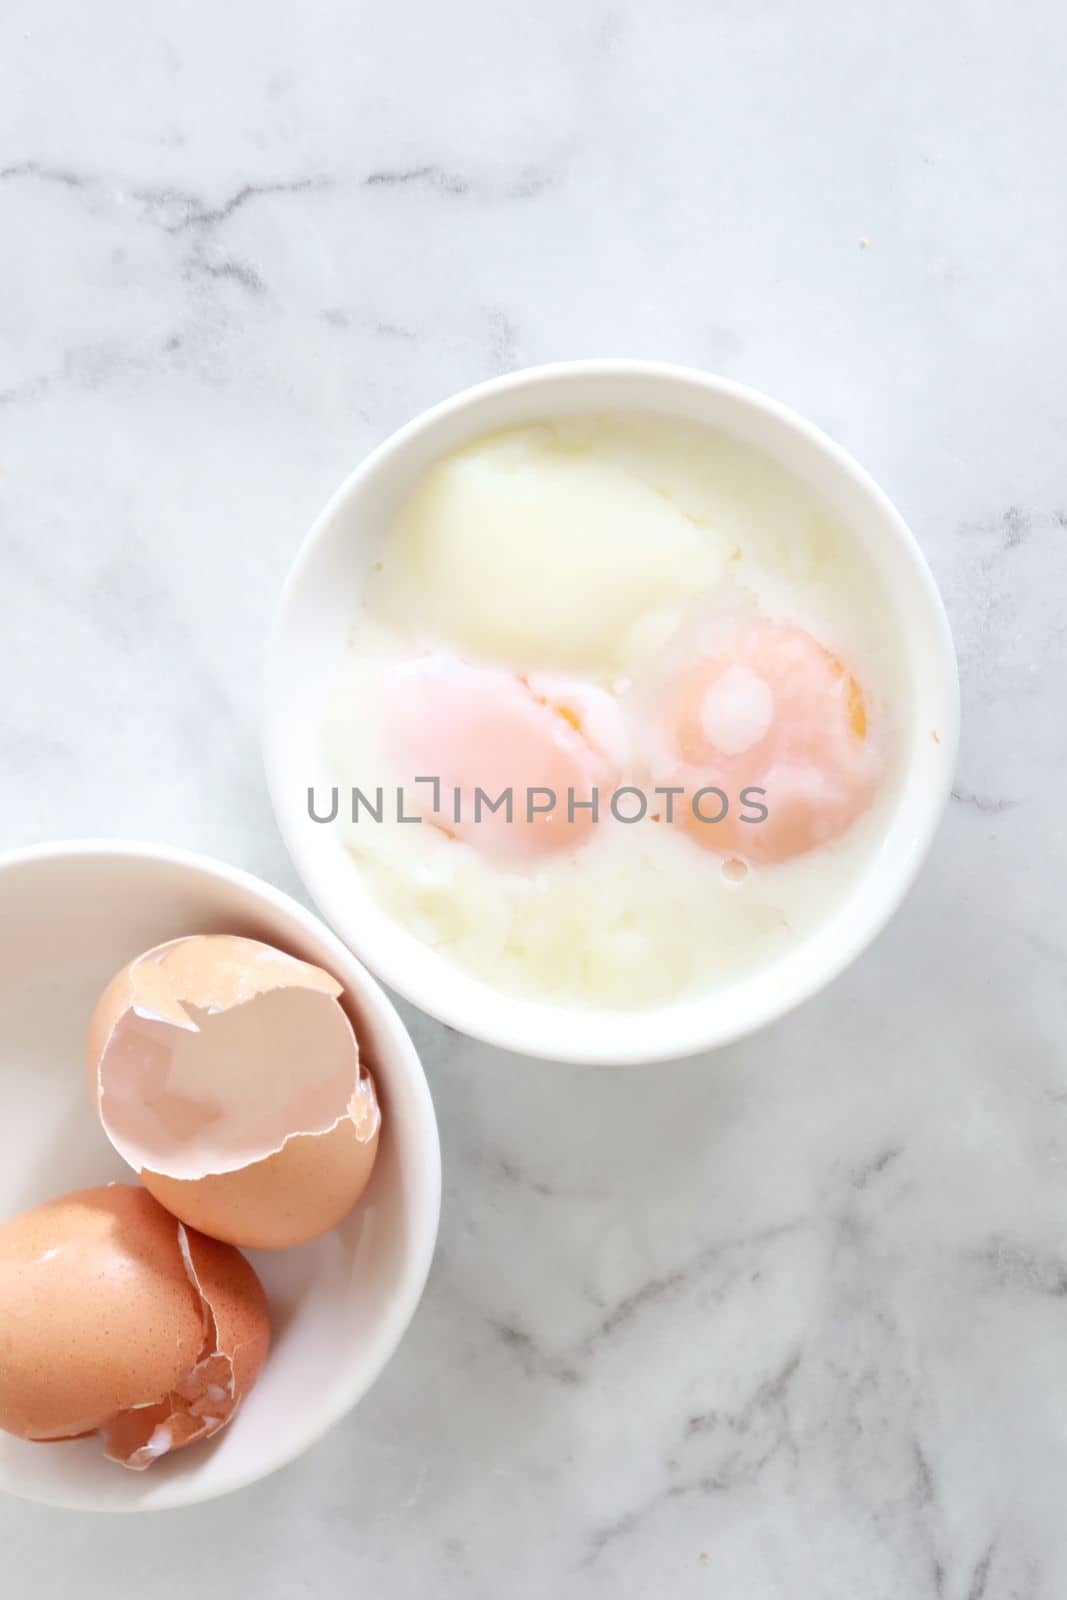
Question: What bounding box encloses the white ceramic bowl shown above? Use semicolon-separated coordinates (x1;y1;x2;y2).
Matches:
266;361;959;1065
0;840;441;1511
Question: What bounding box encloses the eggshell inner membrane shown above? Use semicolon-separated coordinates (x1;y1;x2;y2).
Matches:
89;935;377;1183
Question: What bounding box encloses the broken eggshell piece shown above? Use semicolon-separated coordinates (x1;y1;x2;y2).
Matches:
86;935;381;1249
0;1186;269;1470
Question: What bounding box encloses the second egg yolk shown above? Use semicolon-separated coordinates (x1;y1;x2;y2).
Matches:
654;619;883;864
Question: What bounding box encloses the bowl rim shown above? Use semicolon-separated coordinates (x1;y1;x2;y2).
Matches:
0;836;442;1511
265;359;960;1065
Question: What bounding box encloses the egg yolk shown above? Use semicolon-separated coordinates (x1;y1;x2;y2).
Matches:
385;656;622;863
655;619;883;864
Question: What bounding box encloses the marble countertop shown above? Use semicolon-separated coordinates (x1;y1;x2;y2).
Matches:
2;2;1064;1594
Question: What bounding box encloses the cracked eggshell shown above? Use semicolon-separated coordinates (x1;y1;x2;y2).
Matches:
142;1103;380;1251
0;1186;269;1470
86;935;381;1250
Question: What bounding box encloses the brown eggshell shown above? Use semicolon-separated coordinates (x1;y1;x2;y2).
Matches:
141;1100;381;1250
86;934;381;1248
183;1226;272;1391
98;1221;272;1468
0;1185;272;1468
0;1186;204;1441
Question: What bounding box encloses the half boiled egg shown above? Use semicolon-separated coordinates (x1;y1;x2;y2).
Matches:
645;618;886;863
384;654;624;863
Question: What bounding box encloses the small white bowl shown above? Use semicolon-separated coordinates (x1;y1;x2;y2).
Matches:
0;839;441;1511
265;361;958;1065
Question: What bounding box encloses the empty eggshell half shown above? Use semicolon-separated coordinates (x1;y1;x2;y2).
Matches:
0;1185;270;1470
86;935;381;1249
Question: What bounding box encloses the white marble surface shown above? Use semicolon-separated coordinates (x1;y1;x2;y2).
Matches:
1;0;1065;1593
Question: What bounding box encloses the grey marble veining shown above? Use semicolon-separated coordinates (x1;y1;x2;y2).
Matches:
1;1;1065;1594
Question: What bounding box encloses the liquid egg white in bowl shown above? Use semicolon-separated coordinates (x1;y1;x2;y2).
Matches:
265;363;958;1065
